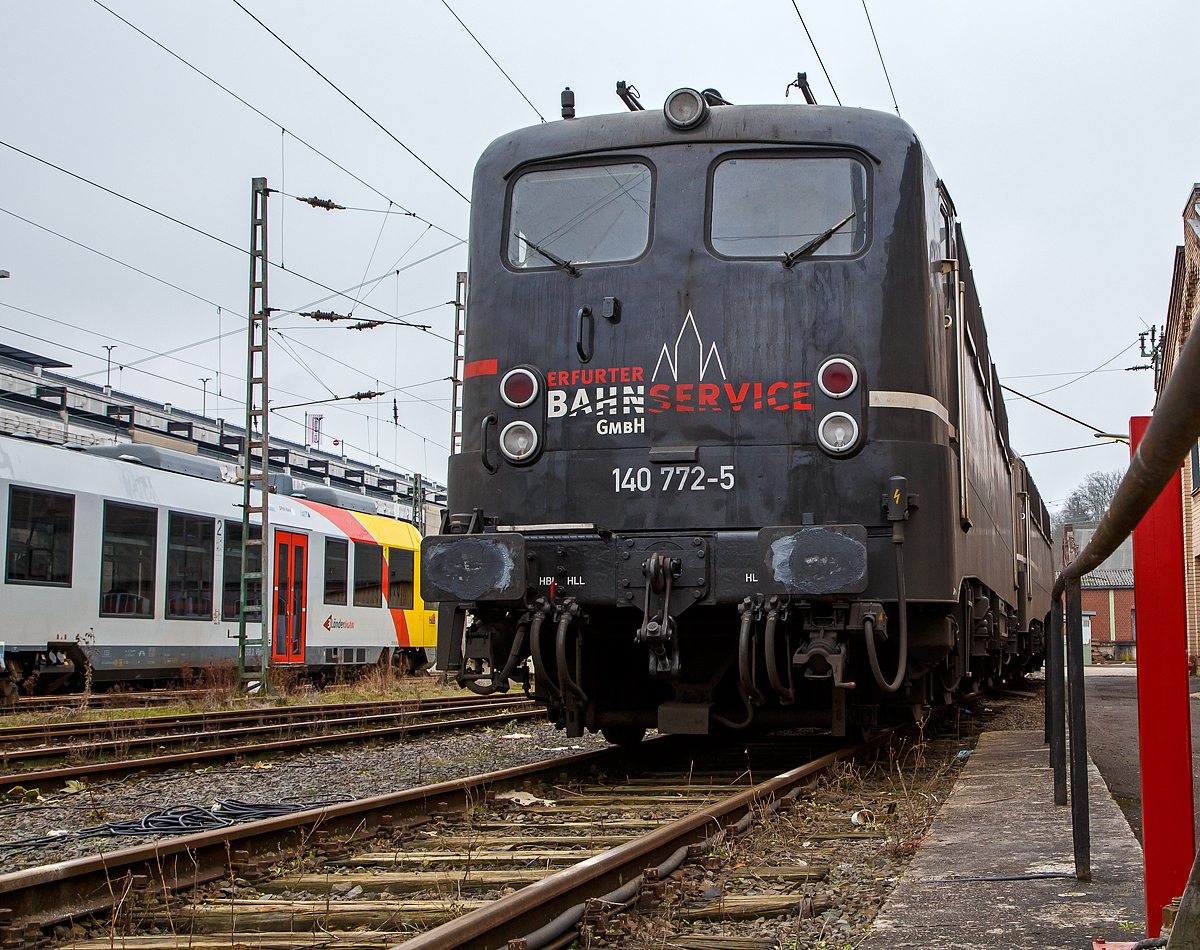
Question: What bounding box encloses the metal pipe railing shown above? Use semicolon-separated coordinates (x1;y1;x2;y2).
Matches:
1053;321;1200;599
1045;314;1200;886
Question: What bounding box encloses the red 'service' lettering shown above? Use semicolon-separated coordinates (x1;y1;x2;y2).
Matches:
649;384;670;412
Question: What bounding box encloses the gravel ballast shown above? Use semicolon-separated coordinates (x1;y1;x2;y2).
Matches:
0;717;607;871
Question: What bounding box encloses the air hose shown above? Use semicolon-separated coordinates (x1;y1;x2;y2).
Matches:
865;527;908;693
463;618;529;696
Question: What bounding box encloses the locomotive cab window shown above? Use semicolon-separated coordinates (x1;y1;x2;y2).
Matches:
6;486;74;586
506;162;652;270
100;502;157;618
709;156;868;259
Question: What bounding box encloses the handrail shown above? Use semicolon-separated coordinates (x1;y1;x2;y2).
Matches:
1053;322;1200;599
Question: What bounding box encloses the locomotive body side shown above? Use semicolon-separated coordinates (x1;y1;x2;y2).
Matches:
424;102;1050;738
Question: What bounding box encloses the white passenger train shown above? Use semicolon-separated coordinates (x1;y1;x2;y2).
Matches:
0;433;437;693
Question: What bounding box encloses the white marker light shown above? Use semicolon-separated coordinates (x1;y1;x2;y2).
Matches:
818;411;860;453
499;421;539;462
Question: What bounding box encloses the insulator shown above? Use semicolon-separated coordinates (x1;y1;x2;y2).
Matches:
298;196;345;210
300;310;349;321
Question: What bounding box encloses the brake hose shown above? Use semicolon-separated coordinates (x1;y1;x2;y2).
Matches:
864;532;908;693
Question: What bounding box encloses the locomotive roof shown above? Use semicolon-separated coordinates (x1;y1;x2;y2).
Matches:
474;103;923;184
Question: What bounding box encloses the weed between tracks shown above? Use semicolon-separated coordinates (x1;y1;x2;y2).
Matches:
2;663;460;729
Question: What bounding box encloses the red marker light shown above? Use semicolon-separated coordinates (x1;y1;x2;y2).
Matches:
817;358;858;398
500;368;538;408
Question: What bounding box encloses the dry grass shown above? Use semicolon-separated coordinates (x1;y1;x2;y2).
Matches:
1;661;466;729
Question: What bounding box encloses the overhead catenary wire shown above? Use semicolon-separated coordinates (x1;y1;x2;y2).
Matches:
1027;340;1137;398
0;302;448;451
1021;442;1126;458
0;139;459;339
860;1;900;116
349;202;394;316
273;330;451;415
1004;367;1128;381
0;206;231;312
999;383;1115;437
91;0;464;243
0;301;234;379
437;0;546;122
788;1;842;106
229;0;470;203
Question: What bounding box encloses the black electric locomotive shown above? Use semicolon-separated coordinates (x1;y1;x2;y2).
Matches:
423;88;1054;742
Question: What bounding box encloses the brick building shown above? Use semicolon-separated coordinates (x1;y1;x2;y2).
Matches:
1054;523;1136;661
1081;569;1136;661
1158;184;1200;661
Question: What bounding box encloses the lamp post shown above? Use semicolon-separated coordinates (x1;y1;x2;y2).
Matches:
103;346;117;389
199;378;211;417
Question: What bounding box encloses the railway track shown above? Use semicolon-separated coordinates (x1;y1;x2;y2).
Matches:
11;689;217;713
0;730;895;950
0;695;540;791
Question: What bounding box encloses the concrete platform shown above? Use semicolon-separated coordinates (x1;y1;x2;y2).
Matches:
860;729;1145;949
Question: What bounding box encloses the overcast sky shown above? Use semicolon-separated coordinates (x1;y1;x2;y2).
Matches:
2;0;1196;507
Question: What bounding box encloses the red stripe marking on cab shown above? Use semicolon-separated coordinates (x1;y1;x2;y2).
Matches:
464;359;498;378
389;607;411;647
291;499;375;543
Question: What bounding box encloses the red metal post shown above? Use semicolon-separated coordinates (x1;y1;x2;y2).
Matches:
1131;414;1195;935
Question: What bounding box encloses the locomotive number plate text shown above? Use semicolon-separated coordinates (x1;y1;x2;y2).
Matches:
612;465;735;493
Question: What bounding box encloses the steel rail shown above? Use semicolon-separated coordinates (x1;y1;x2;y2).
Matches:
0;743;634;933
1;695;517;742
1;699;536;755
13;689;213;712
1053;316;1200;598
394;732;888;950
0;707;542;791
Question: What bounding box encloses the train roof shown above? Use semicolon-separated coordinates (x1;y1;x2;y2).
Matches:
0;434;424;531
474;102;922;186
85;442;228;482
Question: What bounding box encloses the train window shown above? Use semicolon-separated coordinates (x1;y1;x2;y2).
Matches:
507;162;652;270
709;156;868;259
1192;442;1199;495
353;541;383;608
166;513;214;620
100;502;157;618
6;487;74;587
221;521;262;621
324;538;349;605
387;547;414;610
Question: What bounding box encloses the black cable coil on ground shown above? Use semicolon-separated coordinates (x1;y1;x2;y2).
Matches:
0;795;355;861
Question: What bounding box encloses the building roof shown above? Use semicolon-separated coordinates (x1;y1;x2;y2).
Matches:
1081;568;1135;589
0;344;71;370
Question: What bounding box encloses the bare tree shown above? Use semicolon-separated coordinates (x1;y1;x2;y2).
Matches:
1055;469;1124;526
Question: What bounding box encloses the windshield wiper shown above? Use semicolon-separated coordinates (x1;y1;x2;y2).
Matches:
521;237;579;277
781;212;856;268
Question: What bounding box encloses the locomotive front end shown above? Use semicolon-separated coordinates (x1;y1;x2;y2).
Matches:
422;94;1031;741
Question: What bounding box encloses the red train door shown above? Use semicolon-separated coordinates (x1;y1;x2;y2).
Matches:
272;531;308;664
